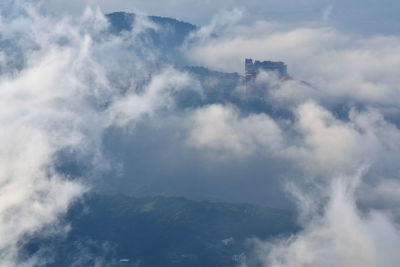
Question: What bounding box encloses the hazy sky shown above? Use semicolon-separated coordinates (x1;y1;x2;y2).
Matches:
42;0;400;34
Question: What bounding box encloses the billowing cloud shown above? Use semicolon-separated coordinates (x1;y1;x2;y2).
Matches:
2;1;400;266
0;3;194;265
179;11;400;267
187;104;283;157
107;67;194;127
185;21;400;107
250;174;400;267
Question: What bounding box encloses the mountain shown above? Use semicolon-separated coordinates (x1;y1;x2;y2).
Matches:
106;12;197;42
106;12;197;64
23;195;298;266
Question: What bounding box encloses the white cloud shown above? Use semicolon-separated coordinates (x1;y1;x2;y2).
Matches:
106;67;194;127
251;174;400;267
0;3;194;265
2;1;400;266
178;18;400;266
185;23;400;106
176;12;400;266
187;104;283;157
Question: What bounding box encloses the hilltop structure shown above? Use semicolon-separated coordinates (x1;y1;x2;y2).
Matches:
244;59;287;80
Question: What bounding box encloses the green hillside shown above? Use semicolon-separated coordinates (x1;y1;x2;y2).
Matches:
25;195;298;266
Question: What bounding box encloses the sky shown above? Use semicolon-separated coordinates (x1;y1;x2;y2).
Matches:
41;0;400;35
1;0;400;266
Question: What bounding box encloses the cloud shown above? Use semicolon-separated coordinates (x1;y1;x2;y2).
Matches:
2;1;400;266
106;67;194;128
185;99;400;177
285;102;373;174
0;3;195;265
185;22;400;107
322;5;333;22
38;0;400;35
250;174;400;267
187;104;283;157
181;15;400;266
184;8;244;46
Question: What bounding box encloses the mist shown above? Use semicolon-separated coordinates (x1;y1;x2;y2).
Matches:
1;1;400;266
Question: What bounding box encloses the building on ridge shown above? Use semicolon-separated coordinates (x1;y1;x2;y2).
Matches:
244;58;287;80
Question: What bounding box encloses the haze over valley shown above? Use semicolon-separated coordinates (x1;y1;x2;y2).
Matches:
1;1;400;266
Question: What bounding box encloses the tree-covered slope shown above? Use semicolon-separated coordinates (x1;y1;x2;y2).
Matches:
24;195;297;266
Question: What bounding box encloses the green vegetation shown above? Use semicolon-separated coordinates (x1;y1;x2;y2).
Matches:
25;195;298;266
